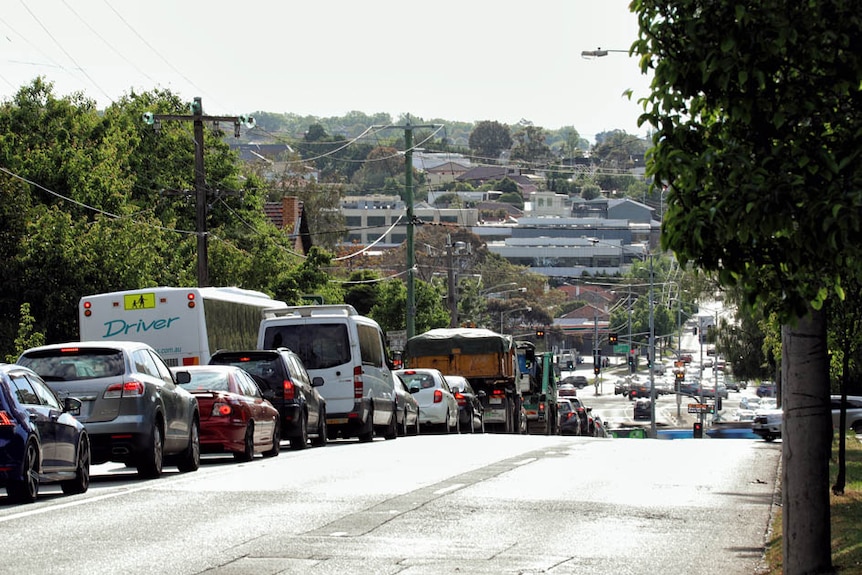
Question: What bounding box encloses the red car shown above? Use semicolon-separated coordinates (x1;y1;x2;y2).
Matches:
172;365;280;461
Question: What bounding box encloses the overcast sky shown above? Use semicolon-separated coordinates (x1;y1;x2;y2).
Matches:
1;1;652;143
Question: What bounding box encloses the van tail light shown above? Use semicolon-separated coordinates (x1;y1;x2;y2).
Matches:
0;411;14;426
454;392;467;407
433;389;443;403
104;380;145;398
283;379;296;400
354;366;363;399
212;402;232;416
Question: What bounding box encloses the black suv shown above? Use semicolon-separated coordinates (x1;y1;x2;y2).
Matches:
209;349;326;450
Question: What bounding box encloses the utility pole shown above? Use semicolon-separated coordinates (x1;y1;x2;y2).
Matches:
143;97;254;287
372;118;441;338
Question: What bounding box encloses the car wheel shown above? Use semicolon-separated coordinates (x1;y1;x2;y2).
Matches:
262;420;281;457
136;422;164;479
311;409;327;447
358;407;374;442
8;440;39;503
413;413;421;436
465;409;475;434
477;413;485;434
290;411;309;450
384;407;398;440
177;418;201;472
61;434;90;495
398;409;408;437
234;423;255;462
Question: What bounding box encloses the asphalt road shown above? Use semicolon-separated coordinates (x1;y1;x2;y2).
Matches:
0;432;781;575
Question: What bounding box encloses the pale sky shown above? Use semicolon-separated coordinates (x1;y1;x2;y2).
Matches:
0;1;652;143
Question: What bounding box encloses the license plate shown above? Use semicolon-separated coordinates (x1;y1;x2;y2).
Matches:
489;397;503;405
483;411;506;423
327;417;349;425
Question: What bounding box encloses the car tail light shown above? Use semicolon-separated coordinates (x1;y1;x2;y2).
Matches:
538;401;546;414
354;366;363;399
454;392;466;406
433;389;443;403
104;380;145;398
0;411;14;426
212;402;232;416
283;379;296;400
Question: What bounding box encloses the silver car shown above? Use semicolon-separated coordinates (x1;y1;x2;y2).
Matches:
394;369;458;434
18;341;200;478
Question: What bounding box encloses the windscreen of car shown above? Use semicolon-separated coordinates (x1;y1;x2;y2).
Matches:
180;370;230;392
398;372;436;389
19;348;126;381
263;324;351;370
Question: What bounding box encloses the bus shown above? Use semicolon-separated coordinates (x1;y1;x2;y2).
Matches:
79;287;288;366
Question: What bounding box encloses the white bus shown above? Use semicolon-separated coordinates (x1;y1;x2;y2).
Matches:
79;287;288;367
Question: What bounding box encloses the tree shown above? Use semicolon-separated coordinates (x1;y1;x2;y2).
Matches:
468;120;512;161
633;2;862;572
510;125;552;164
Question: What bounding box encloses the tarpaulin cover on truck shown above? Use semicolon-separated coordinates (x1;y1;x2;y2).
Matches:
404;328;514;358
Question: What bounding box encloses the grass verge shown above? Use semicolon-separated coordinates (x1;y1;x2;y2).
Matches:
762;432;862;574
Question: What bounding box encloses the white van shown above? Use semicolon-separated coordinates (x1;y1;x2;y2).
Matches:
257;305;396;442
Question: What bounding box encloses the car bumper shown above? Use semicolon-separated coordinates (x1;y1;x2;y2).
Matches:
199;419;247;453
419;403;449;425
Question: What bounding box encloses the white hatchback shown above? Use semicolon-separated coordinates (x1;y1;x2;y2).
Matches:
394;369;459;434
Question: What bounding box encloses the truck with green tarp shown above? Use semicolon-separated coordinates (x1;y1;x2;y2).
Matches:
403;328;520;433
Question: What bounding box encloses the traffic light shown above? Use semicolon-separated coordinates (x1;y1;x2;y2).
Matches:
609;332;618;345
675;370;685;381
646;353;652;368
594;365;601;375
535;329;545;337
693;421;703;438
628;354;635;373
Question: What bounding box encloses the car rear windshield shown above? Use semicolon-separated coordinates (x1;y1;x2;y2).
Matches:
262;324;351;370
210;352;284;393
19;348;125;380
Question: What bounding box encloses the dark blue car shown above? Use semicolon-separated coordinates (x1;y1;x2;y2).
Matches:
0;364;90;503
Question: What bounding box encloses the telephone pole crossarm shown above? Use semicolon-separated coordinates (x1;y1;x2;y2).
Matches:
142;97;254;287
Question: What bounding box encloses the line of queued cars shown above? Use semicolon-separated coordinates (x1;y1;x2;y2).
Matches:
0;340;495;504
557;382;607;437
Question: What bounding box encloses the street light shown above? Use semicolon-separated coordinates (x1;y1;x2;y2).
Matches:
580;47;630;58
500;307;531;334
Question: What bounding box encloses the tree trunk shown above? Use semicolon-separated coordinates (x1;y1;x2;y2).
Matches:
782;309;832;574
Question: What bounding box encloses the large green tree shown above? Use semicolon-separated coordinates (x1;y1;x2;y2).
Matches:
468;120;512;161
633;2;862;572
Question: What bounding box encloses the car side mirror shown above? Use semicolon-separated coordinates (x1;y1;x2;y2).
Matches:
174;371;191;385
64;397;82;416
312;376;325;387
477;390;487;398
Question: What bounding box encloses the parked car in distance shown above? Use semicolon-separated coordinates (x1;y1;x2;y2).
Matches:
633;398;652;421
561;374;589;389
752;409;783;441
557;399;581;435
739;396;762;411
557;383;578;399
173;365;280;461
445;375;485;433
392;373;420;436
830;395;862;434
18;341;200;479
394;369;459;434
756;382;776;397
0;364;90;503
208;349;328;449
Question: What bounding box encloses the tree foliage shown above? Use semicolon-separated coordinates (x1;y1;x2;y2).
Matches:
468;120;512;161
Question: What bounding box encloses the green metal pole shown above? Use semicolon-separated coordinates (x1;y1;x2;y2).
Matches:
405;122;415;338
